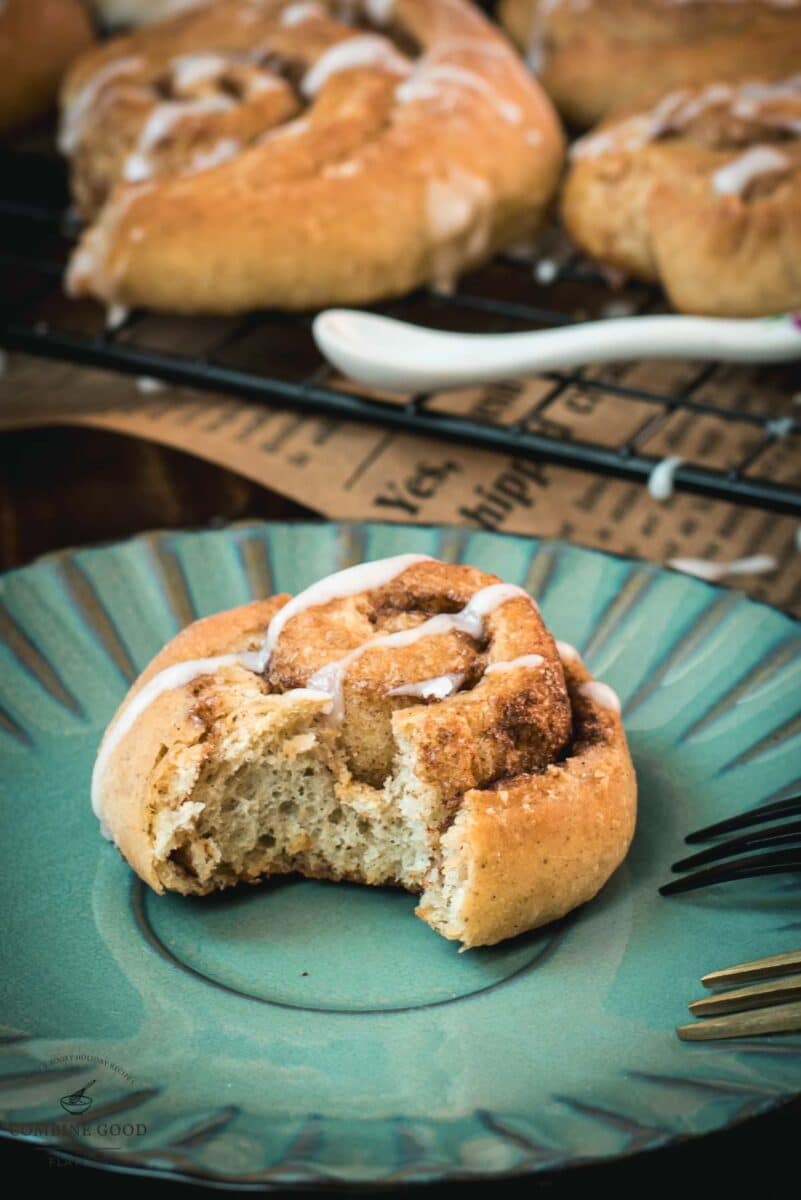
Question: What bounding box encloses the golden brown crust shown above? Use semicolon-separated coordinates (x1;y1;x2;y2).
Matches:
420;659;637;947
561;78;801;315
61;0;565;313
269;559;571;789
0;0;94;136
500;0;801;126
95;559;637;946
100;598;287;889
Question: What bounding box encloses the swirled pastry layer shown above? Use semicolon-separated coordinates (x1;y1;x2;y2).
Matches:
94;554;637;947
61;0;565;312
562;76;801;315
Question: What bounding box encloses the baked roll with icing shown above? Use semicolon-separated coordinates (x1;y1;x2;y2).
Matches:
60;0;564;314
0;0;93;136
562;77;801;316
500;0;801;128
93;554;636;948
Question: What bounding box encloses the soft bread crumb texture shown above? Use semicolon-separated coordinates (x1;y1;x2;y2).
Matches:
99;573;636;948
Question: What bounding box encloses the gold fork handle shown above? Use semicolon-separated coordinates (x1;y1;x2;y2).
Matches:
702;949;801;988
678;1000;801;1041
690;972;801;1016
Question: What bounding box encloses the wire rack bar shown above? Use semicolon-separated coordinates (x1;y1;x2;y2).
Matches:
1;148;799;516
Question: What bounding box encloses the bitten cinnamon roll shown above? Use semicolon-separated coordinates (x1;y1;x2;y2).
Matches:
60;0;564;314
562;77;801;316
0;0;94;136
93;555;637;948
500;0;801;127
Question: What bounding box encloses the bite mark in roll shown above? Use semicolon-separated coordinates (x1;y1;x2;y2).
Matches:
94;554;637;948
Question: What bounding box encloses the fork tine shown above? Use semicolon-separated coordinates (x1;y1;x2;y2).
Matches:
688;973;801;1016
685;795;801;844
702;949;801;987
659;848;801;896
677;1000;801;1041
672;820;801;872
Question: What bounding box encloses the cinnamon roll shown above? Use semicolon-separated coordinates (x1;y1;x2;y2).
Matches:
0;0;94;136
60;0;564;314
93;554;636;948
562;76;801;316
500;0;801;128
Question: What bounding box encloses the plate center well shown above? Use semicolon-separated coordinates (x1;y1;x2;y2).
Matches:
137;875;562;1013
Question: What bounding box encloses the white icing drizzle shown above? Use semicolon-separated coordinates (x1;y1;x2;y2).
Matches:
59;56;144;155
397;64;522;124
579;680;621;714
106;304;129;330
280;1;326;26
556;640;581;664
261;553;432;665
170;53;229;92
136;376;166;393
573;75;801;160
426;172;490;240
388;672;465;700
712;145;791;196
570;114;653;160
92;554;429;826
534;258;558;284
188;137;241;173
300;35;410;98
323;158;362;178
307;583;535;720
766;415;795;437
668;554;779;582
123;96;234;183
484;653;545;675
364;0;395;22
424;169;492;290
648;455;684;502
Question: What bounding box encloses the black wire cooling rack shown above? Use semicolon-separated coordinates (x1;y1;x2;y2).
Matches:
1;147;800;515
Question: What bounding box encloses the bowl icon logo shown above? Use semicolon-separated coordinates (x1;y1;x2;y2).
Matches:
59;1079;95;1115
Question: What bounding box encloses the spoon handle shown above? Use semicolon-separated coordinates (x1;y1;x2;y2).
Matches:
313;310;801;393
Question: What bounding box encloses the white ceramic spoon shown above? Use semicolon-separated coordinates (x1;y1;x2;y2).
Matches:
312;309;801;393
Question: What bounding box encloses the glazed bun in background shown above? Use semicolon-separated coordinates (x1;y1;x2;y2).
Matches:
500;0;801;127
61;0;565;314
562;76;801;316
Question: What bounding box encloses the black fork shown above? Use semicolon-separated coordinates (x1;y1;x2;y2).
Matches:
660;794;801;897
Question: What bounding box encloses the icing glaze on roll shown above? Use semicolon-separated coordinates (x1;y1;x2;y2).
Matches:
307;583;536;720
579;679;621;713
712;144;791;194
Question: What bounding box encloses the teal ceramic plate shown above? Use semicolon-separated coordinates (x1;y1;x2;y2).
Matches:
1;521;799;1188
